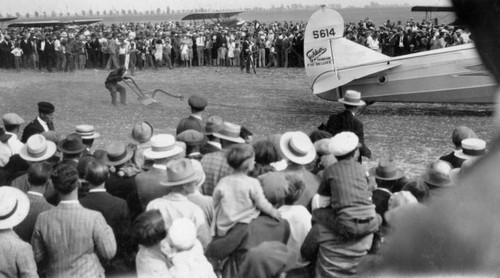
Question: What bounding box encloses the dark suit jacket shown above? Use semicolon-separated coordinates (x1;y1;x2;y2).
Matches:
14;193;54;242
322;110;372;159
105;173;142;220
176;115;204;135
135;167;172;210
80;190;131;265
21;118;52;143
439;151;465;169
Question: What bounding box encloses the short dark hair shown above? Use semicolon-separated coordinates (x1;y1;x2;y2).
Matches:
4;124;17;132
284;174;305;205
402;180;429;203
226;144;255;170
28;162;52;187
77;156;97;179
85;161;109;186
51;163;79;195
132;210;167;247
253;140;281;165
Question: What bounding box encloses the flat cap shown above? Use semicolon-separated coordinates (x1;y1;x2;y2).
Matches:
2;113;25;126
38;102;55;114
177;130;205;145
188;95;207;110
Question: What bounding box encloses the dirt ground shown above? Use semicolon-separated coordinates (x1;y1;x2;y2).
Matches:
0;66;496;178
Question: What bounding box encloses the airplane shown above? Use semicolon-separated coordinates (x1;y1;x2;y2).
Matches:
304;7;498;104
7;19;103;28
182;11;245;29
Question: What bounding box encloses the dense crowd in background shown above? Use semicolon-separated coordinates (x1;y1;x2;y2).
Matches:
0;16;472;73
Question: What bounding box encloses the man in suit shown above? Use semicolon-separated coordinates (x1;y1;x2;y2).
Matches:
14;162;54;242
176;95;207;135
135;134;184;210
57;133;86;168
21;102;55;143
319;90;372;161
31;163;116;278
44;35;56;72
80;161;131;275
200;115;224;155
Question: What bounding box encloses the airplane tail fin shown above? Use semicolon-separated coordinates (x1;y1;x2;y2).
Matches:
304;8;399;100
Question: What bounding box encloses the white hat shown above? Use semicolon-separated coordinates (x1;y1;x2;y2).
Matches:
338;90;366;106
0;187;30;229
213;122;245;144
75;125;101;139
329;132;359;157
384;191;419;225
454;138;486;160
167;218;196;251
279;131;316;165
190;159;206;188
143;134;184;160
19;134;57;162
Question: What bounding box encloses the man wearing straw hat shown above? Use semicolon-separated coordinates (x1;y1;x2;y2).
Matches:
146;158;211;248
0;187;38;277
75;124;101;155
135;134;184;209
319;90;372;161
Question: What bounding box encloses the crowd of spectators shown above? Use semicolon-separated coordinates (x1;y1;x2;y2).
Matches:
0;16;472;73
0;93;487;277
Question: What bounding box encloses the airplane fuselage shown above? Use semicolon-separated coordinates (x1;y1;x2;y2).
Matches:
336;44;497;103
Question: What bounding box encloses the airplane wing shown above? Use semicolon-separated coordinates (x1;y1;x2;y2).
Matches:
7;18;102;28
304;7;401;98
411;6;455;12
182;11;242;21
0;17;17;22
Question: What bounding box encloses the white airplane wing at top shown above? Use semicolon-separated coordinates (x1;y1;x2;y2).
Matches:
304;7;400;99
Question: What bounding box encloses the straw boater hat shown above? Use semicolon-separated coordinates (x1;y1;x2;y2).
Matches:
454;138;486;160
19;134;57;162
279;131;316;165
369;157;405;180
338;90;366;106
104;142;134;166
0;187;30;230
75;125;101;140
143;134;184;160
213;122;245;144
130;121;154;143
160;158;203;187
329;132;359;157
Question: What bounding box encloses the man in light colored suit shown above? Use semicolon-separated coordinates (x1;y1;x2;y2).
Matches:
31;163;116;278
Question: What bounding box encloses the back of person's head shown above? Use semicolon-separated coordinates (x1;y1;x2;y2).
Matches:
85;161;109;186
309;130;332;143
451;126;478;149
402;180;429;202
28;162;52;187
77;155;97;179
284;173;305;205
51;163;79;195
227;143;255;171
253;140;281;165
240;126;254;143
132;210;166;247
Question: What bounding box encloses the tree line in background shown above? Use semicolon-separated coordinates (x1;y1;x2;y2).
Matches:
0;2;412;19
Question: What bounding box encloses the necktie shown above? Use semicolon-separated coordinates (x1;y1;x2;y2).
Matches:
47;121;54;131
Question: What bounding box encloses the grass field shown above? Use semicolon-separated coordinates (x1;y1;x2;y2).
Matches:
0;66;496;179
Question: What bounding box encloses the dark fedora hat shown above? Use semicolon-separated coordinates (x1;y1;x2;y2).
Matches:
38;101;55;114
369;157;405;181
104;142;134;166
58;133;86;154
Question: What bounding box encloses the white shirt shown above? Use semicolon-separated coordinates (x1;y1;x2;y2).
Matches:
5;132;23;155
278;205;312;269
36;117;50;132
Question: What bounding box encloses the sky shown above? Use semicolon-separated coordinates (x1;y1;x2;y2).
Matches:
2;0;451;15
